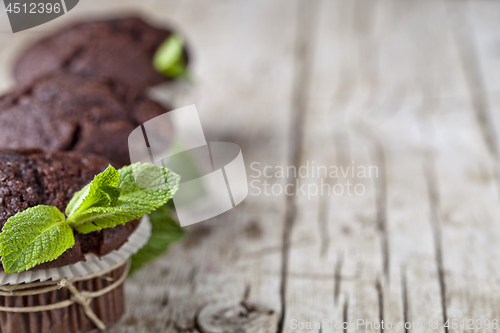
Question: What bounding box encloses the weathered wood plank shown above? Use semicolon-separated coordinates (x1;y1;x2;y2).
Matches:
283;2;476;333
431;2;500;332
104;1;297;332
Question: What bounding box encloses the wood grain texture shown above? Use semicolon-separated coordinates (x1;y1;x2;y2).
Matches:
0;1;500;332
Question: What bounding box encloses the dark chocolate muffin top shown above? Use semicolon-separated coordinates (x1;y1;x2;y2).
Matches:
14;16;184;89
0;73;173;167
0;150;110;229
0;150;140;270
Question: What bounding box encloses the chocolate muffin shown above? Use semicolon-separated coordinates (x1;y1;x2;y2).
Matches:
13;16;188;89
0;73;173;167
0;149;140;270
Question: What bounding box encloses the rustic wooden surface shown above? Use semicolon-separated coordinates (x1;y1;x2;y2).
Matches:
1;0;500;332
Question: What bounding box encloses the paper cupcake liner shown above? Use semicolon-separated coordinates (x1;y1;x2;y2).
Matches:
0;216;152;285
0;262;127;333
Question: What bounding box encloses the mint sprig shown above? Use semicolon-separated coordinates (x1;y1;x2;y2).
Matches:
67;163;179;233
0;163;180;274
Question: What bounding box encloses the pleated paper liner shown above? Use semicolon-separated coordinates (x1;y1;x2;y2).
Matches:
0;260;128;333
0;216;151;285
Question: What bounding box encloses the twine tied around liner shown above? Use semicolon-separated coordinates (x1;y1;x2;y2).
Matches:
0;259;130;331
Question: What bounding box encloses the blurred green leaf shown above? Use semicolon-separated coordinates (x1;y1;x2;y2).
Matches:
153;34;188;79
129;204;185;275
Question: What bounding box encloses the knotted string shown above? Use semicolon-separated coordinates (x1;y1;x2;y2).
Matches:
0;259;130;331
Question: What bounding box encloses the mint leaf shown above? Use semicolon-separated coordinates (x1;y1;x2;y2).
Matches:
153;34;188;78
129;205;185;275
0;206;74;273
66;165;120;217
67;163;180;234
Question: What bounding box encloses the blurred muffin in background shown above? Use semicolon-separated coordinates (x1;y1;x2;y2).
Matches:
14;16;189;90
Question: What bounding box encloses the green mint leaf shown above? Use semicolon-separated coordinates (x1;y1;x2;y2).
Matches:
67;163;180;234
0;206;74;273
65;165;120;217
153;34;188;78
129;205;185;275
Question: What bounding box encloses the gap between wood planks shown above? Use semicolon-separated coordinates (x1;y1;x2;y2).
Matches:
401;267;410;333
276;0;320;332
423;151;449;333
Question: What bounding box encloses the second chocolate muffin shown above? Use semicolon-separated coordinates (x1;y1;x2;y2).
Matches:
0;73;173;167
13;16;188;89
